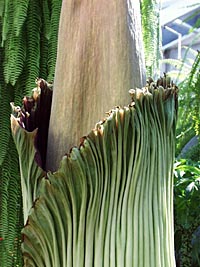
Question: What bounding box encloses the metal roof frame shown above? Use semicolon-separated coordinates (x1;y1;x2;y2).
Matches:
160;0;200;25
161;0;200;51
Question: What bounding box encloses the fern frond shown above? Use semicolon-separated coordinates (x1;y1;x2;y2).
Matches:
14;69;27;106
187;51;200;87
182;46;198;58
187;53;200;135
176;51;200;140
161;58;191;72
185;57;197;66
13;0;30;36
42;0;51;40
0;162;9;265
47;0;62;82
161;58;192;84
39;35;49;80
0;0;5;17
25;0;42;95
1;0;13;45
0;137;23;266
0;33;24;267
140;0;162;77
0;39;4;85
163;70;189;82
39;1;51;79
7;138;23;266
3;29;26;85
0;84;12;165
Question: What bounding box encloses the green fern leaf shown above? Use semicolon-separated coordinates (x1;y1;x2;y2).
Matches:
47;0;62;82
187;51;200;88
3;30;26;85
7;139;23;267
0;161;9;265
42;0;51;40
140;0;162;77
0;137;23;267
0;84;12;165
182;46;198;58
39;1;51;80
0;0;5;17
13;0;30;36
13;71;27;106
1;0;13;45
39;35;49;80
25;0;42;95
161;58;191;71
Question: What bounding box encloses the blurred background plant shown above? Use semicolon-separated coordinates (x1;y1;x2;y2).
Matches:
160;0;200;162
160;2;200;265
161;48;200;161
174;159;200;267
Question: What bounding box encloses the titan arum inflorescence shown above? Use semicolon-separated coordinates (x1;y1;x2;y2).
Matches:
11;76;178;267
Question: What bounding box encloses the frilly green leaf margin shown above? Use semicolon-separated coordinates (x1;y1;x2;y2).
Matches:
11;86;178;267
11;115;45;224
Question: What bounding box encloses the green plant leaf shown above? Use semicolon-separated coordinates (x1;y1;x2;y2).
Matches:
186;181;198;195
176;165;200;176
11;115;45;224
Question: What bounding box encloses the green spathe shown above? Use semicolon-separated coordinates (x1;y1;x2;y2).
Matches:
11;82;178;267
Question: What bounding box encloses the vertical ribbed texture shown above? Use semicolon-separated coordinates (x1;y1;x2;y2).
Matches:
47;0;146;171
12;83;178;267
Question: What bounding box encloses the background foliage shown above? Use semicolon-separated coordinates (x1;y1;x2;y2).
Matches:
162;48;200;159
163;33;200;267
174;160;200;266
0;1;62;266
140;0;162;78
176;50;200;160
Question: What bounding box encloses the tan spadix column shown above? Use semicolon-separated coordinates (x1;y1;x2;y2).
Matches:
46;0;146;171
